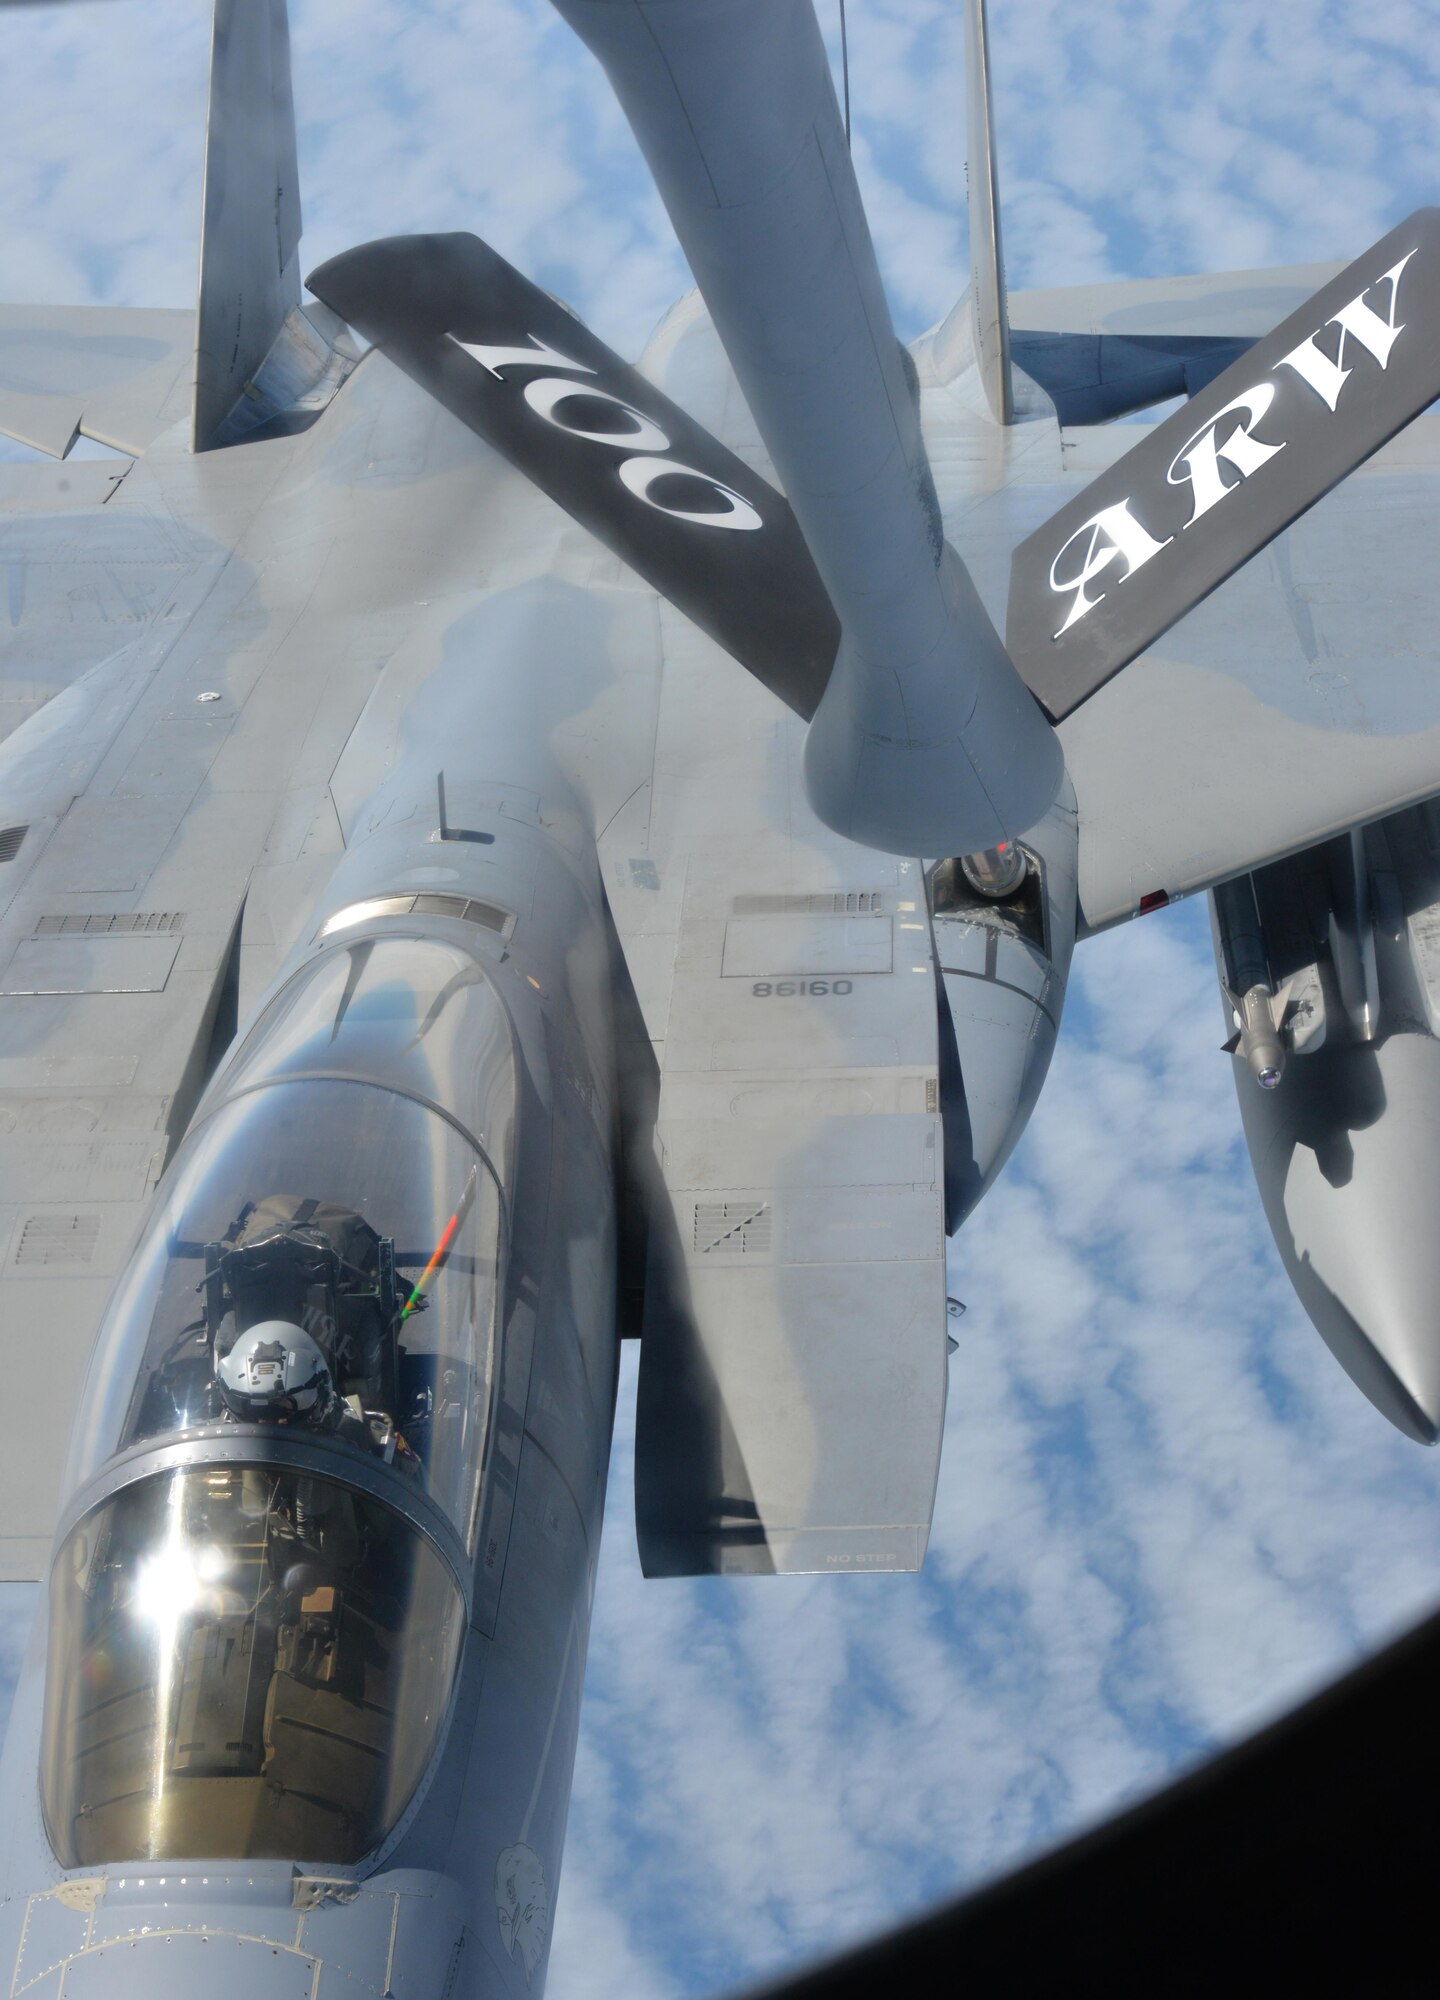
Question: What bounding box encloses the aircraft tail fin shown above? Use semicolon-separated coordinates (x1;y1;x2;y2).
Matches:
192;0;303;450
963;0;1013;423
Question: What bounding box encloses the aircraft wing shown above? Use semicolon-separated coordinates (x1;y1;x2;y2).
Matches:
599;298;950;1576
1004;264;1348;427
0;474;245;1579
942;408;1440;936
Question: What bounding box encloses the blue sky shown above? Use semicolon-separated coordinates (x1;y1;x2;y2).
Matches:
2;3;1440;1996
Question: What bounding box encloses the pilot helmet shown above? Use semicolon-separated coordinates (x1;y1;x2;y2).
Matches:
216;1321;333;1423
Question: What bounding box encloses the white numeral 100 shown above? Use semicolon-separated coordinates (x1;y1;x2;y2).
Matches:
452;333;764;532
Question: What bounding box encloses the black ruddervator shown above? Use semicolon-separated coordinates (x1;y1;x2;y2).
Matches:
308;232;840;719
1007;207;1440;720
313;209;1440;747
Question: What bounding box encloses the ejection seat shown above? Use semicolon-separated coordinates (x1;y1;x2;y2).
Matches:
206;1194;401;1418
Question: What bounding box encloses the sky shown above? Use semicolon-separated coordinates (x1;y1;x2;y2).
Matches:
2;2;1440;1995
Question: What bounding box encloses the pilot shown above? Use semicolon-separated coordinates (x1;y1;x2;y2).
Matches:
215;1322;418;1471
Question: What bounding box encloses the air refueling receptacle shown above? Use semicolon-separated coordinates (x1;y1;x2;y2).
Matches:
930;784;1078;1233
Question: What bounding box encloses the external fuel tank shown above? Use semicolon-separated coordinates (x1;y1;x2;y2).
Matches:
1217;804;1440;1442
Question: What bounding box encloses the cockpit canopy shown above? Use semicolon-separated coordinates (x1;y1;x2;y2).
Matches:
42;1463;464;1867
45;936;518;1867
66;937;517;1551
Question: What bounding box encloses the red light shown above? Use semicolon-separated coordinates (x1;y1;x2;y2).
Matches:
1138;890;1170;915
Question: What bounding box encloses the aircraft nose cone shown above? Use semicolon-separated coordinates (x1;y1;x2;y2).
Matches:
1271;1032;1440;1442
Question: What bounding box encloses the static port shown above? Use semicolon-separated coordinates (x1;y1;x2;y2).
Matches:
959;843;1028;899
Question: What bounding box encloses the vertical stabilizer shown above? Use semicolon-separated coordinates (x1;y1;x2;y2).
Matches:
964;0;1013;423
191;0;302;450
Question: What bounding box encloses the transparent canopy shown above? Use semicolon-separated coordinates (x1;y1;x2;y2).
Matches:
66;937;518;1550
42;1464;464;1866
219;934;518;1169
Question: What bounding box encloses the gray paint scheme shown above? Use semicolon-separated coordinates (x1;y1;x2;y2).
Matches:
305;229;841;716
0;304;194;460
2;0;1440;1993
1209;805;1440;1442
1008;262;1346;340
1008;209;1440;718
933;781;1079;1229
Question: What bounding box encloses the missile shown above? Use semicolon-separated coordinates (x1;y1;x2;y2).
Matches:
1214;873;1291;1088
1223;980;1293;1090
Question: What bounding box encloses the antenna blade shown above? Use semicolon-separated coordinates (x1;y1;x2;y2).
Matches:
964;0;1014;423
192;0;302;451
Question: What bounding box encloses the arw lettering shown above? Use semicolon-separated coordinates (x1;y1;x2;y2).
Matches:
1047;249;1420;638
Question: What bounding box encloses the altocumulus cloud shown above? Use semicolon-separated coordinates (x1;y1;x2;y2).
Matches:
549;905;1440;2000
2;5;1439;1999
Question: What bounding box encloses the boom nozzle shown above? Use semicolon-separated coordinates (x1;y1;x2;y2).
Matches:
550;0;1062;859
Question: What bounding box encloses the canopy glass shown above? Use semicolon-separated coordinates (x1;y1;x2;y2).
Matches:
42;1463;463;1866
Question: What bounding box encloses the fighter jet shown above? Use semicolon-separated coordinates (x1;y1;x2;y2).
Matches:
0;0;1437;1992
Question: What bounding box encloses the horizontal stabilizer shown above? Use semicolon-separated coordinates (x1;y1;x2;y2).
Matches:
1009;260;1344;340
308;233;839;716
1010;330;1254;427
193;0;303;450
1008;209;1440;720
0;304;192;458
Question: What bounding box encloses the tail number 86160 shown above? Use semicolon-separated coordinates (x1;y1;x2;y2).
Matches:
751;980;853;998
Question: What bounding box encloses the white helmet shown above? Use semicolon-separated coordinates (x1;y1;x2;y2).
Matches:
216;1322;333;1423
